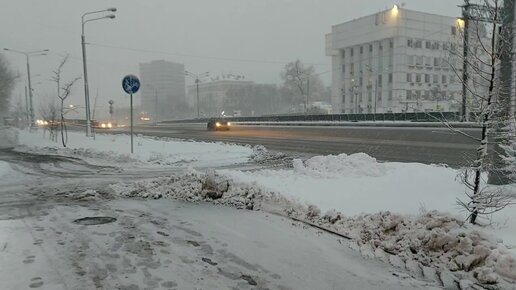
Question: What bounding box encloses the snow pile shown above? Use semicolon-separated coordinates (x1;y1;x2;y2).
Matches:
293;209;516;288
110;170;516;288
0;161;14;178
15;129;253;168
110;170;302;212
0;127;18;149
293;153;387;178
249;145;287;163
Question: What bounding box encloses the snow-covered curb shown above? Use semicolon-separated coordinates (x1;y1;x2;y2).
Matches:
14;129;261;168
108;169;516;289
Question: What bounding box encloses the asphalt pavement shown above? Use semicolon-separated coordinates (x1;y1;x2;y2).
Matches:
112;123;482;167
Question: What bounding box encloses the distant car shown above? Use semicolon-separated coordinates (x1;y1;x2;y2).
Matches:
207;119;231;131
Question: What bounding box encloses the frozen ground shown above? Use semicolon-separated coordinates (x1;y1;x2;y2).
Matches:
3;127;516;289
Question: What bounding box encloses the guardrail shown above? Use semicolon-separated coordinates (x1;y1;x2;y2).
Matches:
161;111;474;124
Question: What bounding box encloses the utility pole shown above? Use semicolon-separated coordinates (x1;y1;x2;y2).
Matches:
185;71;209;118
154;88;158;122
461;0;470;122
81;8;116;136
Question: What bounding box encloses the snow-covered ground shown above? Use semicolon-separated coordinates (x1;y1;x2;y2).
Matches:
16;129;254;168
7;128;516;288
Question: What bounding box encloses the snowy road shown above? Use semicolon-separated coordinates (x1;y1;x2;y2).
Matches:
0;148;440;289
114;123;479;167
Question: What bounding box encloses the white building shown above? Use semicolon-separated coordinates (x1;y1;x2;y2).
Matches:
187;76;254;117
139;60;186;121
326;6;463;114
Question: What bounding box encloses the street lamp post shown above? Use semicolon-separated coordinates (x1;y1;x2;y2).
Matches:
185;71;209;118
3;48;48;127
81;8;116;136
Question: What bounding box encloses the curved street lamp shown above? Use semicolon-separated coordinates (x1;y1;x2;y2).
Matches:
3;48;49;127
81;8;116;137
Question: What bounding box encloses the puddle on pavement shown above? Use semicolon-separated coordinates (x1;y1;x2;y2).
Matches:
73;216;117;225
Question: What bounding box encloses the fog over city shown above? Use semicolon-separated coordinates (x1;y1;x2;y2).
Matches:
1;0;459;112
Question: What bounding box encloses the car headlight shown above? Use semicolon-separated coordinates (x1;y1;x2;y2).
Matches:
101;123;106;128
107;123;112;128
227;122;231;126
216;122;221;127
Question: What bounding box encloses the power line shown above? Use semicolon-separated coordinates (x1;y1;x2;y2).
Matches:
87;42;330;67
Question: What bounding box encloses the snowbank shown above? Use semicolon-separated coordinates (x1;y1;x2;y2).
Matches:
15;129;254;168
110;170;516;288
221;154;465;216
0;127;18;149
0;161;14;178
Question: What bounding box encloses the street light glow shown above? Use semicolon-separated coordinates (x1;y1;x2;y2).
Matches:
457;18;465;28
391;5;399;17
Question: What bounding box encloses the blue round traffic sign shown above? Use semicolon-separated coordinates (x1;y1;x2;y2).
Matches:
122;75;140;94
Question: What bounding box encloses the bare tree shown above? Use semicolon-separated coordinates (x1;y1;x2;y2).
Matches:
39;101;60;142
50;55;80;147
443;0;516;224
280;60;325;113
0;54;17;123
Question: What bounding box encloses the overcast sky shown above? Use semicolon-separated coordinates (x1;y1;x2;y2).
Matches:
1;0;461;114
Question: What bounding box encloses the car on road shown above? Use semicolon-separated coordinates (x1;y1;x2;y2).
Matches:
207;119;231;131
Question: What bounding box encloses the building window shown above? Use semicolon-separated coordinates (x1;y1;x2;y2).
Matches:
442;75;447;84
416;74;421;83
388;91;393;100
378;75;383;86
342;64;346;73
341;50;345;58
407;73;412;82
407;39;413;47
378;91;382;101
425;74;430;83
360;46;363;54
416;56;423;66
434;57;439;67
359;76;363;86
351;48;354;57
368;91;373;102
433;74;439;83
388;73;393;83
408;55;415;66
390;40;394;49
369;44;373;52
426;57;433;67
425;41;431;49
415;40;422;48
379;41;383;50
350;63;354;75
450;74;456;83
406;90;413;100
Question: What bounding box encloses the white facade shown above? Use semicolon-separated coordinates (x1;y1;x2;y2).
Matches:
326;7;463;114
187;79;254;117
139;60;186;121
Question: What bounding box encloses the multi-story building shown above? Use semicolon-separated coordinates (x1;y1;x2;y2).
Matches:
187;76;254;117
139;60;186;121
326;6;464;114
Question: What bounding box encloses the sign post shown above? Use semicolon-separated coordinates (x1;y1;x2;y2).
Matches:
122;74;140;154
